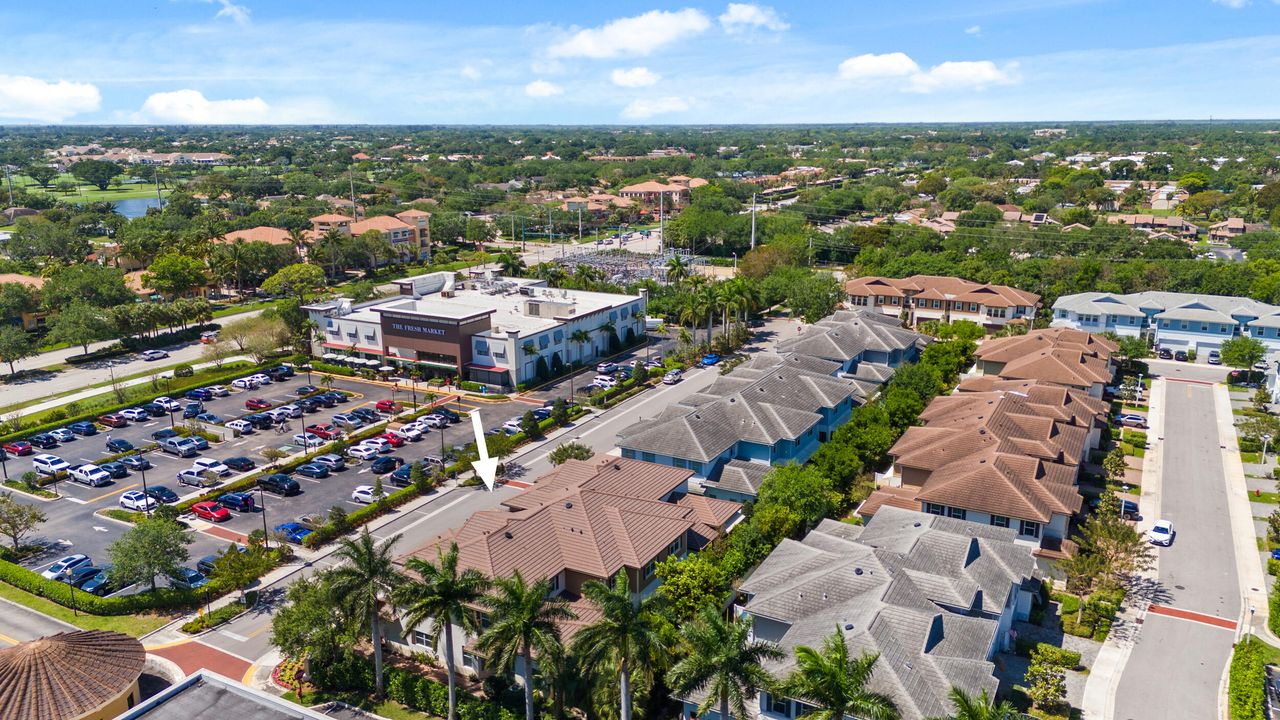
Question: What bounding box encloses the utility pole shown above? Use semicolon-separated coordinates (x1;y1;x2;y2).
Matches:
577;208;583;242
659;192;666;254
750;192;757;250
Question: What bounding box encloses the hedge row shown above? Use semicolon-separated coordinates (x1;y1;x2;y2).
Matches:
1270;575;1280;636
0;361;263;445
0;558;197;615
1229;636;1266;720
181;599;248;634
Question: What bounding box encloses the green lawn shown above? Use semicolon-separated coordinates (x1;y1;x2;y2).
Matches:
1243;451;1263;464
0;580;171;637
0;360;253;417
8;171;171;203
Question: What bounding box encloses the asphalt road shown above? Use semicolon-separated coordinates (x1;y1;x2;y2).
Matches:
1113;379;1240;720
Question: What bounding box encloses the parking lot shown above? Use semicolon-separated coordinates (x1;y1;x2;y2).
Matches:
4;370;531;588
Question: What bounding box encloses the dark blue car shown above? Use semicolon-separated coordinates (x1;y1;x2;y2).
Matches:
106;438;134;453
217;492;256;512
99;462;129;479
186;388;214;402
67;421;97;436
274;522;313;544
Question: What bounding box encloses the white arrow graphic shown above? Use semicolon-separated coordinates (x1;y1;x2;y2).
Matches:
471;411;499;491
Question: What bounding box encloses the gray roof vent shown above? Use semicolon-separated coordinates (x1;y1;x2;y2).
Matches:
844;623;854;631
565;501;573;509
854;568;863;576
504;531;513;540
913;522;922;527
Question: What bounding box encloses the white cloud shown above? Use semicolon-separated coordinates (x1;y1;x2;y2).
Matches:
719;3;789;33
610;67;661;87
137;89;270;122
524;79;563;97
460;64;483;80
837;53;920;81
549;9;711;59
213;0;251;25
965;25;982;35
0;75;100;122
837;52;1017;92
621;95;691;119
1212;0;1249;7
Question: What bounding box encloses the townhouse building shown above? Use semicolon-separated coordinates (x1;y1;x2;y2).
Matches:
971;328;1116;398
844;275;1040;332
1052;290;1280;356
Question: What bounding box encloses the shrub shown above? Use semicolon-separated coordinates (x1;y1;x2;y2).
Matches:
180;601;245;633
1033;643;1082;670
173;364;195;378
1271;576;1280;637
1229;637;1266;720
0;557;197;614
1269;559;1280;577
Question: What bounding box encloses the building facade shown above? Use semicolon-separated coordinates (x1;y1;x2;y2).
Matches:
844;275;1040;331
1052;290;1280;356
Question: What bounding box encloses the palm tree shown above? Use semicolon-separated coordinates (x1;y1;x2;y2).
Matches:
393;543;492;720
929;687;1019;720
317;227;348;277
573;576;672;720
666;607;783;720
597;321;617;354
498;251;527;277
666;255;689;286
477;570;576;720
570;329;592;365
328;529;404;699
782;627;898;720
287;228;311;262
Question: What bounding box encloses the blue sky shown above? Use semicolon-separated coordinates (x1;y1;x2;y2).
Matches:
3;0;1280;124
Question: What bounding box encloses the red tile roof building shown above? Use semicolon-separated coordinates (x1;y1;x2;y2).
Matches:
844;275;1041;332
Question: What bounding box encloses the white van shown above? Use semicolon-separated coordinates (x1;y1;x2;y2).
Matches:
32;454;70;476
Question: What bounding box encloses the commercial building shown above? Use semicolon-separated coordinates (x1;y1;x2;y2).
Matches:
115;671;331;720
1052;290;1280;356
844;275;1040;332
0;630;145;720
680;507;1036;720
304;271;646;389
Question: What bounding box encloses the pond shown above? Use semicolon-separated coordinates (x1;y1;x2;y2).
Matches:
111;197;164;218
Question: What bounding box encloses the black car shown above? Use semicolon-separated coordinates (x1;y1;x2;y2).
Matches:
99;461;129;479
370;456;404;475
151;428;179;441
434;407;462;423
328;391;349;404
223;456;256;472
218;492;256;512
121;455;152;471
312;393;338;408
30;433;59;449
182;403;204;419
195;548;244;577
145;485;180;504
106;438;134;453
296;385;319;396
246;413;275;430
67;421;97;436
80;565;116;595
63;565;104;587
295;463;330;479
352;408;380;423
266;365;295;380
259;473;301;496
532;407;552;421
298;398;322;413
1157;347;1173;359
186;388;214;402
1174;350;1188;361
142;402;168;417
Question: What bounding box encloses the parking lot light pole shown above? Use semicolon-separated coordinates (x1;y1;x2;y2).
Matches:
136;450;151;516
259;486;270;550
168;409;176;429
0;451;8;482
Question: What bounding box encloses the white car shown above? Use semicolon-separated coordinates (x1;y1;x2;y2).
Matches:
32;454;70;475
596;361;617;373
153;396;180;412
41;554;91;580
120;407;150;421
69;464;111;487
501;419;523;435
48;428;76;443
395;425;424;441
226;419;254;434
420;414;449;429
205;385;229;397
120;490;157;512
191;458;231;477
360;437;392;453
249;373;273;385
593;375;618;389
278;404;303;419
140;350;169;361
346;444;380;460
231;377;259;390
1147;519;1175;546
293;432;324;448
351;485;385;504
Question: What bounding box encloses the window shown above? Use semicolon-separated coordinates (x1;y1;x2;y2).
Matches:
891;297;900;306
691;461;704;474
539;335;549;349
989;515;1010;528
1019;520;1041;539
462;651;484;672
622;448;637;459
1180;321;1188;330
547;574;560;592
414;630;432;647
1201;323;1208;332
924;502;945;516
851;296;867;306
669;537;682;555
475;340;490;354
767;694;790;716
947;507;967;520
641;452;656;462
674;458;688;469
553;330;563;342
969;303;978;312
643;560;656;578
795;702;816;717
932;299;941;308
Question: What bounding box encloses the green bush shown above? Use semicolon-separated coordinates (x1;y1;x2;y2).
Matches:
1033;643;1083;670
0;558;197;615
1229;637;1266;720
1270;576;1280;637
173;364;195;378
180;601;246;633
310;361;356;377
1269;559;1280;576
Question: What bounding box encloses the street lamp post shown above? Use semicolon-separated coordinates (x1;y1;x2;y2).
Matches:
259;486;270;550
168;409;176;429
302;364;313;386
1265;433;1273;463
137;450;151;516
0;450;8;482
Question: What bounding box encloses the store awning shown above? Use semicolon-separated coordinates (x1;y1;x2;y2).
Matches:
378;366;395;372
364;358;381;366
322;353;338;360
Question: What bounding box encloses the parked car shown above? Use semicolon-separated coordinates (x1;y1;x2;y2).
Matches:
501;419;523;435
295;463;330;479
395;424;424;441
351;485;384;504
42;554;92;580
188;434;210;452
311;453;346;472
152;428;179;441
1207;350;1222;365
32;454;70;475
119;490;156;512
217;492;256;512
119;407;150;422
700;353;722;366
67;421;98;436
245;397;272;411
231;377;260;390
160;437;201;458
306;424;343;440
312;393;338;408
347;444;380;460
80;566;116;595
222;419;251;435
296;385;319;396
145;485;179;504
292;432;324;449
1;441;32;456
103;438;134;454
419;414;448;429
279;403;304;419
266;364;295;380
191;501;231;522
195;413;224;424
259;473;301;496
1174;350;1188;362
352;408;381;423
182;403;204;419
360;437;393;453
1115;413;1148;429
434;407;462;423
663;369;683;384
206;385;230;397
140;349;169;361
142;402;167;417
378;431;407;448
333;413;364;431
191;458;231;477
98;414;129;428
1256;361;1272;372
100;462;129;479
153;397;180;412
48;428;76;443
63;565;105;588
1147;519;1175;546
274;522;313;544
185;388;214;402
170;567;209;589
122;455;152;471
245;414;275;430
328;391;349;403
196;547;245;576
370;456;404;475
176;469;219;487
29;434;59;449
1157;347;1173;359
375;399;401;413
69;464;112;487
593;375;617;389
596;361;617;373
249;373;273;385
224;456;256;472
298;398;322;414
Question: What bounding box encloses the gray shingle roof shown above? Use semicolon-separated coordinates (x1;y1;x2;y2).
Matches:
776;309;929;362
702;459;772;497
1054;290;1280;328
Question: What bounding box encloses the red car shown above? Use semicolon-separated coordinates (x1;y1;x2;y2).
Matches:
191;501;231;523
1;441;32;456
378;431;406;448
98;413;129;428
305;424;342;440
375;399;401;413
245;398;272;411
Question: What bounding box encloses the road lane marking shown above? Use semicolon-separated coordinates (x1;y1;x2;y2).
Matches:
87;482;139;503
1146;604;1237;630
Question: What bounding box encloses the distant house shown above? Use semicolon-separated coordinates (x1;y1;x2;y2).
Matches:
309;213;354;236
221;226;294;247
0;273;46;330
1106;214;1197;240
618;177;703;206
1209;217;1265;244
844;275;1040;332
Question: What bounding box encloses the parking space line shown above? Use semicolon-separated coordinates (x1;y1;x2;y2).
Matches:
63;497;87;505
87;482;138;503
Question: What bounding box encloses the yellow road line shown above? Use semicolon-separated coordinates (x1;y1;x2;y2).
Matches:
87;482;139;503
144;638;192;651
242;662;259;685
0;631;19;647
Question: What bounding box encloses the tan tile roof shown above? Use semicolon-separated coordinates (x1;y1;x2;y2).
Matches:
0;273;45;289
843;275;1039;307
310;213;353;223
221;226;292;245
976;328;1117;363
350;215;413;234
395;208;432;218
0;631;144;720
619;180;684;194
992;348;1113;390
857;486;922;517
914;449;1082;523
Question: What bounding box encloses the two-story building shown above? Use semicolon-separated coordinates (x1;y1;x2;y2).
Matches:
971;328;1116;398
682;507;1037;720
775;309;928;374
844;275;1040;332
388;455;741;678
